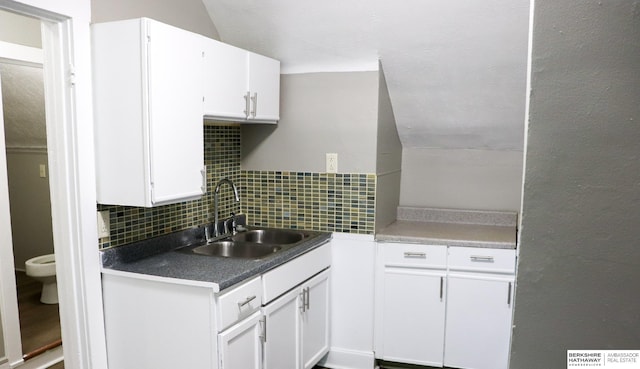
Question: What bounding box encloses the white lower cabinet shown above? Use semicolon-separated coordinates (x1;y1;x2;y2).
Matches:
262;288;300;369
375;243;516;369
262;269;330;369
375;244;447;367
102;242;332;369
444;273;514;369
443;247;516;369
219;311;264;369
301;270;331;369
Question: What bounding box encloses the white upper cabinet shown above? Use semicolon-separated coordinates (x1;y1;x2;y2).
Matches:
203;40;280;124
247;52;280;123
203;40;249;121
93;18;281;206
93;18;206;207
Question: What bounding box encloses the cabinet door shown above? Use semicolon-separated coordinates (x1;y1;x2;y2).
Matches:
218;311;263;369
444;273;514;369
301;269;330;369
380;267;446;367
145;19;205;205
262;288;301;369
247;52;280;122
203;40;249;120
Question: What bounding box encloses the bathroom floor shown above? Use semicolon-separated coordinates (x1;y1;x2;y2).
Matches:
15;271;62;357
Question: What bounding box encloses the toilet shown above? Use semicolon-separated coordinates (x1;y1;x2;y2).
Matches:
25;254;58;304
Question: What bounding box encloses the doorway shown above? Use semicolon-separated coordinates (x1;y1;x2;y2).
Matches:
0;1;108;368
1;52;63;365
0;8;63;368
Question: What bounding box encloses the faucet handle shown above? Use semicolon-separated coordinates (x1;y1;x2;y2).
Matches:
205;225;212;243
230;212;237;235
225;212;237;235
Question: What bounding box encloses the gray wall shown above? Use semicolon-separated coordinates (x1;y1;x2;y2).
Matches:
0;9;41;48
511;1;640;367
242;72;379;173
400;148;523;212
375;64;402;230
91;0;220;40
6;150;54;270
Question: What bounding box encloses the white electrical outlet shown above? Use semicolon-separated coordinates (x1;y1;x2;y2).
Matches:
326;153;338;173
97;210;110;238
39;164;47;178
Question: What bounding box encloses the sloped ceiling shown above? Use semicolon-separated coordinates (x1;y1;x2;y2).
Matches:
0;63;46;148
202;0;530;150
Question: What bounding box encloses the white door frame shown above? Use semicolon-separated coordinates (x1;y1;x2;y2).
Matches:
0;1;108;368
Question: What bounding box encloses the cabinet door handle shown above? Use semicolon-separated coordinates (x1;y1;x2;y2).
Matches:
507;282;512;306
440;276;444;301
299;291;306;313
243;91;251;119
260;316;267;343
200;167;207;193
237;295;256;308
470;255;495;262
305;287;310;310
250;92;258;118
403;252;426;259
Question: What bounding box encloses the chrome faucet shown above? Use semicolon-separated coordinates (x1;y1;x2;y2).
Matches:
212;178;240;238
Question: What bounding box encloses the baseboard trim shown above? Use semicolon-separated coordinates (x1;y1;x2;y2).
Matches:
319;347;375;369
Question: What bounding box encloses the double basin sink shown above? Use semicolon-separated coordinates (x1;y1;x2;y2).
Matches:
180;228;314;260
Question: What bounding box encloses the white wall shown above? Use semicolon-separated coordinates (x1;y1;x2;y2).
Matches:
91;0;219;40
400;148;523;212
242;72;379;173
511;1;640;367
0;9;41;48
6;150;53;270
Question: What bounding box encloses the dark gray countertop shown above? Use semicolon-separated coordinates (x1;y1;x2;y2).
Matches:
376;207;518;249
100;223;332;292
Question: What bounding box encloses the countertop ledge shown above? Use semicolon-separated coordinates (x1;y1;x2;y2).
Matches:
376;207;517;249
100;224;332;292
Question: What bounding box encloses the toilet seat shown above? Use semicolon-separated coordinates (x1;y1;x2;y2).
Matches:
25;254;56;277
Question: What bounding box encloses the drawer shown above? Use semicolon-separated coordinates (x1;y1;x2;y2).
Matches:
379;242;447;269
217;276;262;332
262;242;331;304
448;247;516;274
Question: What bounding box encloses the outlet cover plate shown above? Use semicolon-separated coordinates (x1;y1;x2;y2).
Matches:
326;153;338;173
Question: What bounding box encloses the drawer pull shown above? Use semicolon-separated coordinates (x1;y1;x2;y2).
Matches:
404;252;426;259
507;282;512;306
470;255;494;262
237;295;256;308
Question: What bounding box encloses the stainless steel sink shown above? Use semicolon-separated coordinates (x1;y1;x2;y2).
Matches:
179;227;313;260
230;229;307;245
191;241;282;259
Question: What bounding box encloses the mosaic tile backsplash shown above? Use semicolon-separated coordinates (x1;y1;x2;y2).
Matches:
242;171;375;234
98;124;376;249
